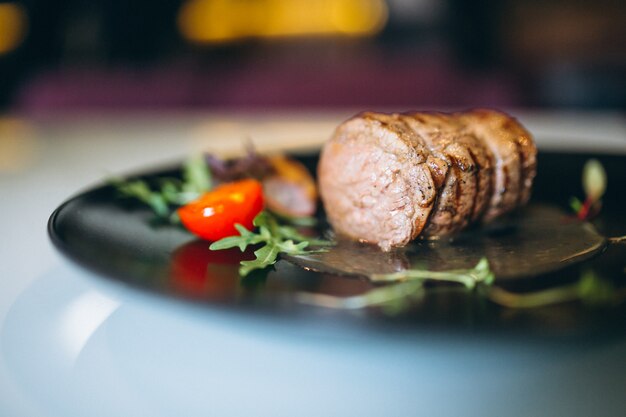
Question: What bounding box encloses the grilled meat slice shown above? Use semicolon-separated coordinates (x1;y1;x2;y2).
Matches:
400;114;474;236
459;110;523;221
488;111;537;206
402;113;493;234
318;113;437;251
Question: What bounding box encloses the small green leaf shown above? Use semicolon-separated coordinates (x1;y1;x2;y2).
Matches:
252;211;271;228
259;226;272;240
254;243;280;265
159;180;180;203
183;153;212;194
569;197;583;214
210;223;267;251
234;223;254;237
473;257;494;285
110;154;214;222
277;240;309;254
577;269;615;306
240;244;280;276
169;211;181;224
114;179;151;201
209;236;249;251
113;179;171;218
275;225;306;240
210;211;333;277
483;270;495;286
146;194;169;218
275;224;333;247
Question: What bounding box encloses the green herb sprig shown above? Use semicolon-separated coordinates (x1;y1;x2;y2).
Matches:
210;211;332;276
111;154;212;222
298;259;626;315
488;268;626;309
370;257;494;289
297;258;494;313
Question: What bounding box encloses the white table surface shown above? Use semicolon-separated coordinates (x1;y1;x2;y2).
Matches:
1;110;625;417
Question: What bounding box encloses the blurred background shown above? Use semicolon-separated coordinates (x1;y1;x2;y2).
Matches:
0;0;624;114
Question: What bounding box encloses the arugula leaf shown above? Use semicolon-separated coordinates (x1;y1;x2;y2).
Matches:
209;211;332;277
569;197;583;214
240;244;281;276
111;154;212;221
276;240;309;253
296;258;494;314
209;224;266;251
253;211;332;246
182;153;212;194
270;211;318;227
277;225;333;247
369;257;494;289
111;178;170;218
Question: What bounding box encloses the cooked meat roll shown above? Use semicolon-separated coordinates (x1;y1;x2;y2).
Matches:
318;109;537;250
317;113;437;251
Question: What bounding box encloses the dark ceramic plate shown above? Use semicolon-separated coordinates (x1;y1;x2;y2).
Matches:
48;151;626;335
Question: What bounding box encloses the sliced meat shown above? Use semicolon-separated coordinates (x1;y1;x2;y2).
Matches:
318;113;437;251
454;133;493;221
422;113;493;222
318;109;536;249
498;113;537;205
401;113;493;236
459;110;523;221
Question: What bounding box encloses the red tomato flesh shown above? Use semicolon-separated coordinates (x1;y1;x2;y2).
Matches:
178;179;264;241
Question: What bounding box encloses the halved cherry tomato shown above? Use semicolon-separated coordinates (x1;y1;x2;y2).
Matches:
178;179;264;241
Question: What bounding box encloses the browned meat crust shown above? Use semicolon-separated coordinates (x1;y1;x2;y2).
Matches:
319;110;536;250
459;110;522;221
401;113;475;236
402;113;493;233
485;111;537;206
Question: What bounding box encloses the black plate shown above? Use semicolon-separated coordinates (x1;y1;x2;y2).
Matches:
48;151;626;337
